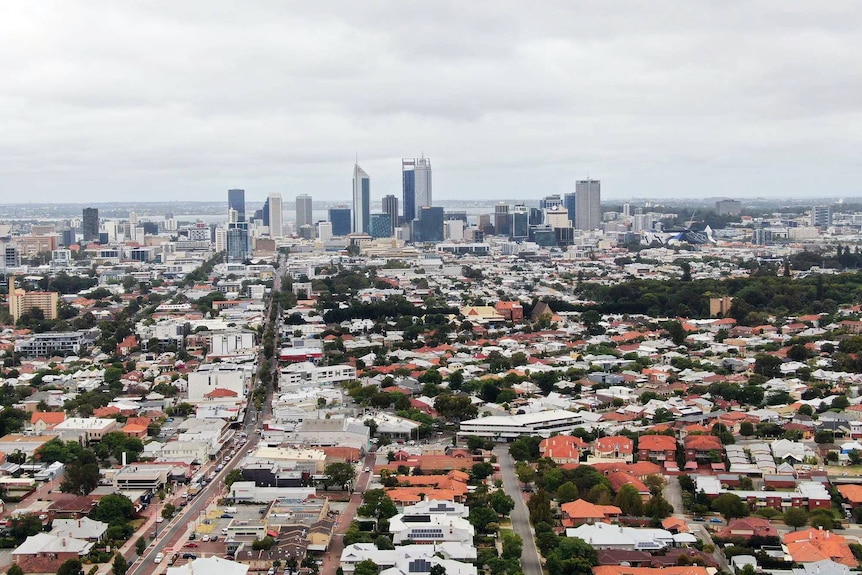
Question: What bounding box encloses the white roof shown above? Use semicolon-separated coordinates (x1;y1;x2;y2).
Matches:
167;556;249;575
13;532;93;555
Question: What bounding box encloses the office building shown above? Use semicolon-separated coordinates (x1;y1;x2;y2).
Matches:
369;213;393;239
417;206;444;243
511;205;529;240
402;157;432;222
494;203;511;237
267;193;284;237
353;164;370;234
564;192;576;224
540;194;562;210
295;194;312;230
811;205;833;227
574;179;601;231
382;195;399;236
226;209;249;262
715;199;742;216
82;208;99;242
529;208;544;226
328;207;352;237
228;189;246;222
317;221;333;241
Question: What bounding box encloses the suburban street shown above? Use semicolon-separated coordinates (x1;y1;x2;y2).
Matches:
494;446;542;575
662;475;730;573
320;452;376;575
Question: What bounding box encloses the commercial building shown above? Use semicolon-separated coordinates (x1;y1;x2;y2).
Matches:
715;199;742;216
266;193;284;237
187;363;248;403
382;194;399;235
53;418;118;443
328;207;352;237
458;410;584;441
402;157;432;223
295;194;313;229
82;208;99;242
353;164;371;234
228;189;246;222
564;192;576;224
575;179;601;230
417;206;444;243
389;513;474;545
369;213;392;239
112;463;172;491
279;362;356;388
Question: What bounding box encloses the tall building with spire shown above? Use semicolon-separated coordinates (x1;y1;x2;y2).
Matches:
402;157;432;223
352;164;370;234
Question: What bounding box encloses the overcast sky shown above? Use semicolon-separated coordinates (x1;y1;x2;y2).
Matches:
3;1;861;204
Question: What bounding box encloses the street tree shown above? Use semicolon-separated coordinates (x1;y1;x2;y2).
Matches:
783;507;809;531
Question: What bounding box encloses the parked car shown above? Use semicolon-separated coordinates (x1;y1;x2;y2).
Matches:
364;467;370;473
210;535;218;542
182;553;198;560
221;513;234;519
183;543;199;548
189;532;196;540
693;516;705;521
156;517;164;523
202;535;210;542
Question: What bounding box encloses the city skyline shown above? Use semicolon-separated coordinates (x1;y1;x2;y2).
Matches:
4;3;862;203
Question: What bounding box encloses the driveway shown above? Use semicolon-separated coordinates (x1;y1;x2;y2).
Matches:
494;446;542;575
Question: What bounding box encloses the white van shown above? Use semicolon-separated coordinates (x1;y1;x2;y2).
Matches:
154;553;164;563
225;507;237;514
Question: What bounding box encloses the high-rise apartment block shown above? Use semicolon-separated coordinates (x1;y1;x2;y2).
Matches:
82;208;99;242
295;194;312;229
402;157;432;223
382;195;399;236
328;207;352;237
353;164;370;234
811;205;833;227
574;179;601;231
228;189;246;222
9;277;59;322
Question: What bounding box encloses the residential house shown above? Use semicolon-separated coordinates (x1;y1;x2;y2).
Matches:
560;499;621;527
539;435;588;464
637;435;677;463
683;435;723;462
593;436;634;463
12;533;93;573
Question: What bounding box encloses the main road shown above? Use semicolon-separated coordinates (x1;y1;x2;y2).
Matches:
494;446;542;575
127;257;283;574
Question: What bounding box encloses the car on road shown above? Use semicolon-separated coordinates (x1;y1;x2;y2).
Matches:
693;516;705;521
154;553;164;564
364;467;370;472
183;543;199;548
709;518;723;523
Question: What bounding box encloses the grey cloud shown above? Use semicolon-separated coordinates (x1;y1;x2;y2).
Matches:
2;0;862;202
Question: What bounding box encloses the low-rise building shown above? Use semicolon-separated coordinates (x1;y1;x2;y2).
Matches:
12;533;93;573
458;410;584;441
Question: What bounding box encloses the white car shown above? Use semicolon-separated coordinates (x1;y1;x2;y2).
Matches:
364;467;371;473
202;535;210;542
156;516;164;523
154;553;164;564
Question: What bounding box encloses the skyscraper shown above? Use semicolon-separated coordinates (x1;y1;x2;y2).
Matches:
295;194;312;229
402;157;432;222
382;195;399;236
82;208;99;242
369;213;392;239
228;189;246;222
575;179;601;231
540;194;562;210
494;203;511;236
268;193;284;237
511;204;529;240
563;192;576;224
328;207;352;236
353;164;370;234
226;208;249;262
417;206;444;243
